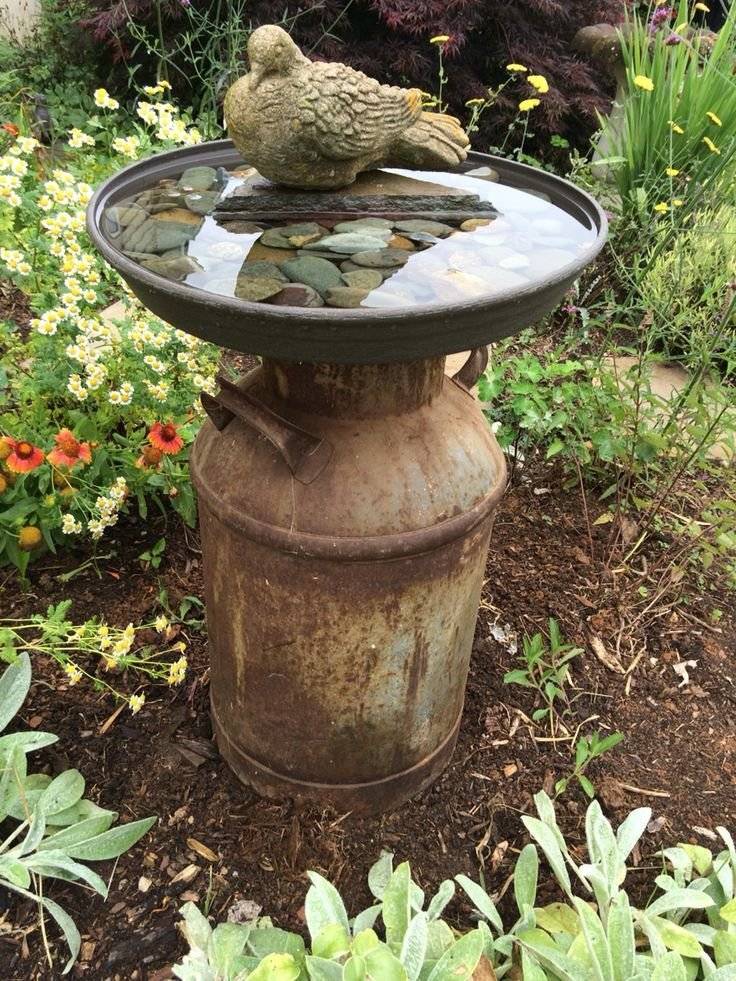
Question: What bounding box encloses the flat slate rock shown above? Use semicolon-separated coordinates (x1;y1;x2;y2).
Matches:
394;219;455;238
333;218;394;233
140;255;203;281
178;166;217;191
304;230;392;254
341;269;383;290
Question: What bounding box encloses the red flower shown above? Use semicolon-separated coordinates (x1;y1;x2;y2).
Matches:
47;429;92;469
148;421;183;455
1;123;19;136
5;438;44;473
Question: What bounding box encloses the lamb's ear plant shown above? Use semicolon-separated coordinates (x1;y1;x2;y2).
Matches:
172;790;736;979
0;652;156;974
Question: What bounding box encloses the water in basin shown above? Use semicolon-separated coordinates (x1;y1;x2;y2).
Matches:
101;163;597;310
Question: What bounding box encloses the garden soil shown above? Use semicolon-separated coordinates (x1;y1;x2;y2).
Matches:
1;455;734;979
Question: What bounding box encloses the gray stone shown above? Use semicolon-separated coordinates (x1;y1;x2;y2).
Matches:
234;277;286;301
140;255;203;281
325;286;370;308
184;190;221;215
351;248;409;269
304;230;392;254
219;220;265;234
178;166;217;191
116;215;201;254
394;219;455;238
238;261;288;282
281;256;342;295
401;230;440;245
268;283;324;307
333;218;394;233
341;269;383;290
260;222;328;249
460;218;494;232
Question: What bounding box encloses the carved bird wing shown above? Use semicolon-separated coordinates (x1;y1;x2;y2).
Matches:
298;62;422;161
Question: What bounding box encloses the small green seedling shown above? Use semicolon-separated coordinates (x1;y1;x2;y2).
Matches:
556;729;625;799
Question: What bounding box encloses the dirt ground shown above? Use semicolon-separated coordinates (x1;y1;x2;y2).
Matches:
1;448;734;980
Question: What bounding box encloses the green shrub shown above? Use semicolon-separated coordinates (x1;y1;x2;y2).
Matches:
0;652;156;974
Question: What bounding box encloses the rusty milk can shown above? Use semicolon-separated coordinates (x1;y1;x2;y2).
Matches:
190;352;505;812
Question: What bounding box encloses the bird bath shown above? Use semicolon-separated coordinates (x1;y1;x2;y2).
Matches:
88;141;606;813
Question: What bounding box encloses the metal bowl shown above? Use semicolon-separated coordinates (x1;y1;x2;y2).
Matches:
87;140;607;364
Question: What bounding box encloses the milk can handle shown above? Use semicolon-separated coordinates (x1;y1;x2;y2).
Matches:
201;375;332;485
452;346;488;391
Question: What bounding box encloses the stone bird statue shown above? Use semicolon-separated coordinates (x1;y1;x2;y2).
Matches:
224;25;470;190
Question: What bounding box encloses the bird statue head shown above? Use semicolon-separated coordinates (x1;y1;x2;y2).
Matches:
246;25;306;88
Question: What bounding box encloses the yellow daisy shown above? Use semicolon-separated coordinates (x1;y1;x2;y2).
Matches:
518;98;541;112
634;75;654;92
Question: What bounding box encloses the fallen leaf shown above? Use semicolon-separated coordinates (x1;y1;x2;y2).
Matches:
590;635;625;674
227;899;263;925
593;511;614;525
187;837;218;863
490;840;509;872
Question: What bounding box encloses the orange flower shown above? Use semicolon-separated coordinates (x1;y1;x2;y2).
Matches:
1;123;19;136
18;526;43;550
47;429;92;468
136;445;163;469
0;437;11;461
5;438;44;473
148;422;183;455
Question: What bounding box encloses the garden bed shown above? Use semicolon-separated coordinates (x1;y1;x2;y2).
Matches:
1;457;733;979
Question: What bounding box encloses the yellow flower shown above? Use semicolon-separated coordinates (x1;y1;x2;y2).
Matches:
430;35;450;44
665;167;680;177
64;662;83;685
706;110;722;126
634;75;654;92
703;136;721;154
129;693;145;714
167;656;187;686
518;98;541;112
465;98;485;106
673;198;685;207
654;202;669;213
669;120;685;134
154;614;169;633
694;2;710;11
93;88;119;110
527;74;549;94
507;63;528;72
675;21;688;31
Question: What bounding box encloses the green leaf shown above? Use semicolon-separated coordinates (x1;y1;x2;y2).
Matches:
578;774;596;799
607;892;635;981
247;953;301;980
0;650;31;733
521;816;573;900
343;954;366;981
38;813;117;851
721;899;736;924
425;929;483;981
454;875;503;934
0;856;31;889
208;922;252;975
399;912;427;981
647;916;703;958
65;815;155;860
364;944;407;980
352;906;382;936
0;731;58;753
514;844;539;915
572;897;614;981
715;930;736;968
305;872;350;943
367;851;394;900
534;903;580;936
546;438;565;459
651;951;687;981
382;862;412;953
38;769;85;816
25;851;108;898
676;843;712;876
42;895;81;975
426;881;454;922
518;929;590;981
646;889;714;918
616;809;652;864
305;955;343;980
312;923;350;960
179;901;212;952
247;927;305;961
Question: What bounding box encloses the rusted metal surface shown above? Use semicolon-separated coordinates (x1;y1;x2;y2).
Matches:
190;356;506;813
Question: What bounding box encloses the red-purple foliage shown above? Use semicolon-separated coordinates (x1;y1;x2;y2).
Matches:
80;0;625;152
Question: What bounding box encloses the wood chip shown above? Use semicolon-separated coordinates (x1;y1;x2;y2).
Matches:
180;890;200;902
138;876;152;893
171;863;200;884
503;763;518;778
99;701;126;735
187;837;218;863
617;781;671;799
590;635;625;674
80;941;96;961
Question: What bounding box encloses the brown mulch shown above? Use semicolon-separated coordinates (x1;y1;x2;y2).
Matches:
0;461;734;980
